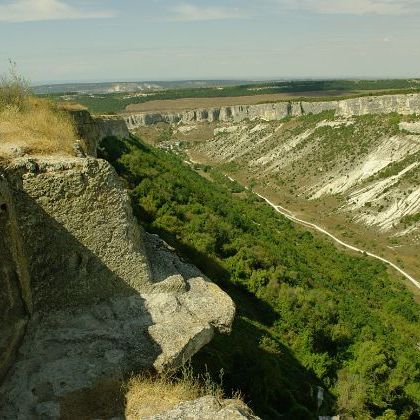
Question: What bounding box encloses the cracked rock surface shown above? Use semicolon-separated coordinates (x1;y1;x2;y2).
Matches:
0;156;235;419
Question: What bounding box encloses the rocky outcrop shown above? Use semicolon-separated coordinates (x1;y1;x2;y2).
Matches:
96;117;131;141
4;158;151;312
0;175;31;386
124;93;420;128
336;93;420;117
0;155;235;418
70;110;130;156
399;121;420;134
144;396;260;420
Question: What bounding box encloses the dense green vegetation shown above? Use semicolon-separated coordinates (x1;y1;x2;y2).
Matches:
42;78;420;114
100;135;420;419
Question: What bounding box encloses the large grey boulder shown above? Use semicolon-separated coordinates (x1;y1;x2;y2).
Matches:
0;156;235;419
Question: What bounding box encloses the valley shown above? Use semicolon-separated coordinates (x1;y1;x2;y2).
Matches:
131;103;420;290
98;133;420;418
4;1;420;417
2;79;420;418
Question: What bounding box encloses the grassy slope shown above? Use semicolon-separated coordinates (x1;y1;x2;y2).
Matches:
1;69;78;158
99;135;420;419
0;97;78;159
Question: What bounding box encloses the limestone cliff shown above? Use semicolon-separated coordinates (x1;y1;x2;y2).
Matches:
336;93;420;117
0;121;235;418
70;110;130;156
190;112;419;246
124;93;420;128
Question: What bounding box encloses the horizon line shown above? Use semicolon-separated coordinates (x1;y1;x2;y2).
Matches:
32;76;420;87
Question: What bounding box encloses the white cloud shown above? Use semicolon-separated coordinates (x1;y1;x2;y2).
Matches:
279;0;419;15
168;3;247;21
0;0;116;22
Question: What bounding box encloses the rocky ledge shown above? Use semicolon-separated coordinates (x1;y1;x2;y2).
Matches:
0;155;235;419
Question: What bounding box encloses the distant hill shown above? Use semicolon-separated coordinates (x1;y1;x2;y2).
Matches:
35;78;420;114
32;80;257;94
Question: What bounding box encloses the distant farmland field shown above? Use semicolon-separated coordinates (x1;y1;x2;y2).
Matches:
44;79;420;114
123;90;349;113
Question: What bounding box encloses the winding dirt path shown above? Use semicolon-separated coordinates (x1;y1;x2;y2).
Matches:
225;175;420;290
184;157;419;289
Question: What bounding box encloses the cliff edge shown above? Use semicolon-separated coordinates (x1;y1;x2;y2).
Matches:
0;117;235;418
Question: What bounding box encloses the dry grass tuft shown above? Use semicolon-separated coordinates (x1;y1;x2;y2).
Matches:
0;63;80;159
60;365;247;419
0;97;79;158
125;373;202;419
58;368;248;420
125;364;227;419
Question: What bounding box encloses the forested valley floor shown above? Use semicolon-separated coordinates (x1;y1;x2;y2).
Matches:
99;135;420;419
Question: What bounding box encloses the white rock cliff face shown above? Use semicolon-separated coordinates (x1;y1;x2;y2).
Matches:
336;94;420;117
192;115;420;237
124;93;420;129
0;147;235;417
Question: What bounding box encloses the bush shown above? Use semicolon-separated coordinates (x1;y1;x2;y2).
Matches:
0;60;30;111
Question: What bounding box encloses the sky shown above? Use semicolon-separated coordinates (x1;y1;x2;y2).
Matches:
0;0;419;83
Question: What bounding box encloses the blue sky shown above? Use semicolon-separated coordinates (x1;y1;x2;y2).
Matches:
0;0;419;83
